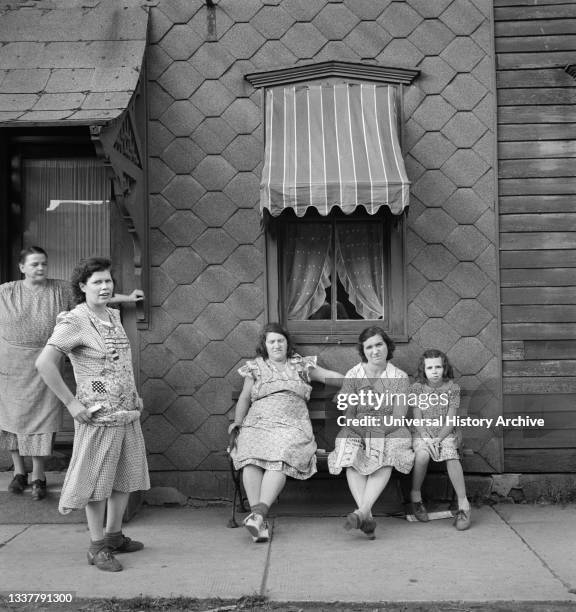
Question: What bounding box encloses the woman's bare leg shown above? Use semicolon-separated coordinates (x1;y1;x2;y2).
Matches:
242;464;264;507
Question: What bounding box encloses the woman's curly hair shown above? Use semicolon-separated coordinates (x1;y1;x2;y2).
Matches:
255;322;297;359
70;257;113;304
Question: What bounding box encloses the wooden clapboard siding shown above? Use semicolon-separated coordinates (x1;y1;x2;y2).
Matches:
499;106;576;123
500;158;576;178
504;359;576;376
496;20;576;38
505;430;576;449
502;305;576;322
502;340;525;360
524;340;576;358
500;177;576;196
501;213;576;231
505;393;576;412
502;287;576;304
504;377;576;393
500;195;576;213
495;0;576;472
500;232;576;249
501;249;576;267
503;323;576;340
500;141;576;158
501;268;576;286
499;124;576;141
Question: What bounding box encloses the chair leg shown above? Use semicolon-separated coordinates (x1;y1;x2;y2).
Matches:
228;459;247;527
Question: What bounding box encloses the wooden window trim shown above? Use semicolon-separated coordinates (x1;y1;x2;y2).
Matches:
265;210;408;345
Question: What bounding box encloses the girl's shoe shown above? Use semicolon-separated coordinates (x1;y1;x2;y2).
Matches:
31;479;47;501
360;517;377;540
411;501;430;522
87;548;123;572
454;508;471;531
243;512;264;538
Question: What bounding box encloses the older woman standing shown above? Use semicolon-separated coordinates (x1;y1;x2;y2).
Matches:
36;257;149;572
229;322;342;543
328;326;414;539
0;247;142;500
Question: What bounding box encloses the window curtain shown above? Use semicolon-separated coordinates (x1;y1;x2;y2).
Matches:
335;223;385;320
22;159;110;282
285;223;332;320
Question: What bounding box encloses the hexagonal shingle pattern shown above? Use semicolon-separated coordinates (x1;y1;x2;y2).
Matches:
413;282;459;317
412;245;458;281
162;247;206;285
410;132;457;170
411;208;458;244
165;324;210;359
161;212;206;247
164;396;209;434
144;0;499;488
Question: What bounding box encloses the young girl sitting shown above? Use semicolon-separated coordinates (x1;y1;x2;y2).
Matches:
409;349;471;530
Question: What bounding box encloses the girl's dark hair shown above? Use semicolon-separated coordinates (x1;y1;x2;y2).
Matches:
70;257;112;304
255;322;297;359
357;326;395;362
19;246;47;265
416;349;454;384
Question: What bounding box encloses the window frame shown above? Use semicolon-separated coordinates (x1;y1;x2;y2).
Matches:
265;206;407;345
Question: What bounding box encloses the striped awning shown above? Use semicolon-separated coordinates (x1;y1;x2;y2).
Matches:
260;82;410;217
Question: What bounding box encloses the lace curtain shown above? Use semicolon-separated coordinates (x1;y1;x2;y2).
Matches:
285;222;386;320
285;223;332;320
336;223;385;320
22;159;110;282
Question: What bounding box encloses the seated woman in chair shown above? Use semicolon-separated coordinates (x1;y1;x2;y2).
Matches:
328;326;414;540
228;322;342;543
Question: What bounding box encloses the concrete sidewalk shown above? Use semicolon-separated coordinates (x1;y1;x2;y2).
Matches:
1;500;576;604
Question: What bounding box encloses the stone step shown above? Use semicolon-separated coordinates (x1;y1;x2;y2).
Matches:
0;472;86;524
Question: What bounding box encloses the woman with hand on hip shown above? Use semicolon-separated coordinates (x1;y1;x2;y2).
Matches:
0;246;142;501
36;257;149;572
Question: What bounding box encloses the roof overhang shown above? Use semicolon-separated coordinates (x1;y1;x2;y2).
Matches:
0;0;151;128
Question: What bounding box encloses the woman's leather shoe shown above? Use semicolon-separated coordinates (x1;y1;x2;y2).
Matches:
87;548;123;572
8;473;27;494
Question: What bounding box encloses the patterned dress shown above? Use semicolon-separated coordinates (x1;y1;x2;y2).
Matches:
230;355;318;479
411;380;461;461
0;279;74;455
47;303;149;514
328;362;414;475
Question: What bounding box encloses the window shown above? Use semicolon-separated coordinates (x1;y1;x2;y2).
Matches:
247;62;418;344
267;206;407;343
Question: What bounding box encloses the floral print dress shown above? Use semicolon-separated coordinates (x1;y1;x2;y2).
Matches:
230;355;318;479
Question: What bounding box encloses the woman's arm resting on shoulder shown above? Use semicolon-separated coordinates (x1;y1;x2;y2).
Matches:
228;375;254;434
309;365;344;386
109;289;144;304
35;346;92;423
